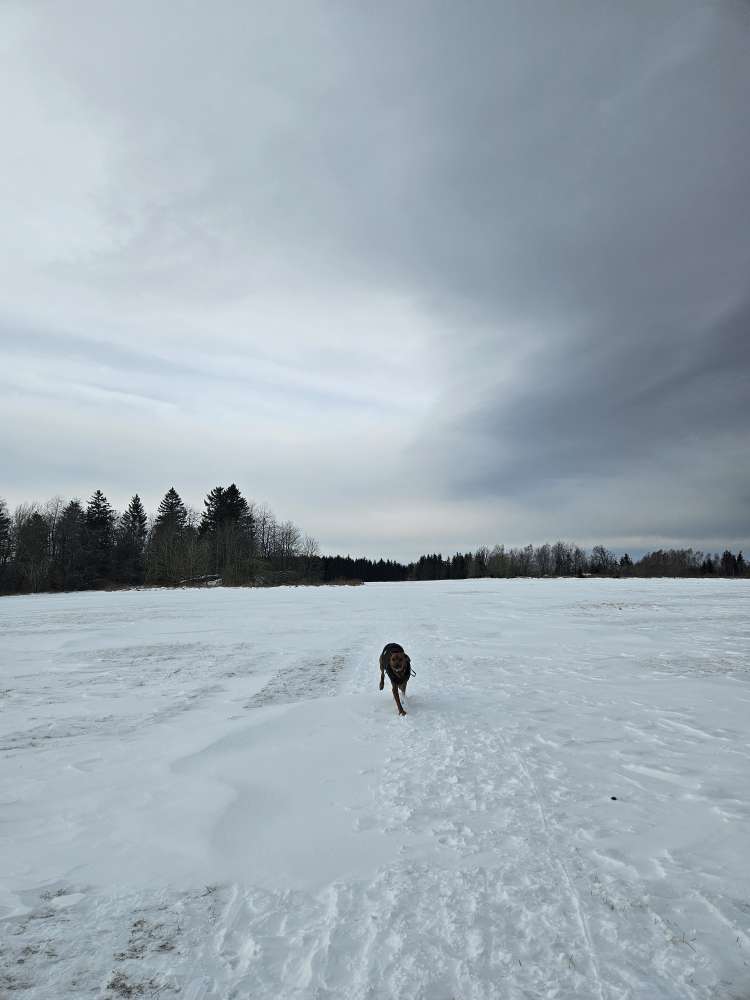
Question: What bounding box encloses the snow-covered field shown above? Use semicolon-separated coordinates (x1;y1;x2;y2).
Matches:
1;579;749;1000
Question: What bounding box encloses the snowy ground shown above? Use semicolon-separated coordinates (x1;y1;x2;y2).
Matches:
1;579;749;1000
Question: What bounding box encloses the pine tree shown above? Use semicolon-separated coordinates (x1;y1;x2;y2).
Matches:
87;490;116;529
154;487;187;534
16;510;50;592
720;549;738;577
0;499;11;590
199;486;225;537
146;488;190;583
221;483;250;524
199;484;254;579
52;500;86;591
116;494;148;584
199;484;250;535
83;490;116;587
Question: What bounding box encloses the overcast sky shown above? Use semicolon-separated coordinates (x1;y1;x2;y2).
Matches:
1;1;748;559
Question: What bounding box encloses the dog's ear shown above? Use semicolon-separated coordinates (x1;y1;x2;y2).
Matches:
404;654;411;669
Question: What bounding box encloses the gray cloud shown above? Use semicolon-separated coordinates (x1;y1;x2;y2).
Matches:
1;1;748;557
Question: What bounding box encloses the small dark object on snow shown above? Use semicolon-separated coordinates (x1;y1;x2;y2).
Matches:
611;796;617;800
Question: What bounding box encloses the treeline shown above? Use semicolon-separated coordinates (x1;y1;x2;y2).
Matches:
0;486;319;594
402;543;747;581
0;491;747;595
321;543;747;583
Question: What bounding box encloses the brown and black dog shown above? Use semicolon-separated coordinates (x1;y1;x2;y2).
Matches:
379;642;412;716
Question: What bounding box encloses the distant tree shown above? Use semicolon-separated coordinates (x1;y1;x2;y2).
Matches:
449;552;470;579
487;545;507;578
147;488;190;583
44;497;64;566
535;543;553;576
299;534;321;580
15;507;50;592
737;551;747;577
199;484;250;534
199;486;226;538
182;507;210;582
633;548;704;577
51;500;87;590
572;545;588;576
0;499;12;589
275;520;301;571
412;552;448;581
518;544;534;576
83;490;116;587
590;545;616;575
619;553;633;574
720;549;738;577
154;487;187;534
115;494;148;584
254;503;277;562
470;546;490;578
199;484;256;581
552;541;573;577
222;483;251;525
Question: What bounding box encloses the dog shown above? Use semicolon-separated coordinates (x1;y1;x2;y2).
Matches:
379;642;412;716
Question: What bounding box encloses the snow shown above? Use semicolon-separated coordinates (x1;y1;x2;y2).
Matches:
1;578;749;999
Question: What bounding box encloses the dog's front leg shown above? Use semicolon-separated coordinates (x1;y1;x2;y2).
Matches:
391;684;407;716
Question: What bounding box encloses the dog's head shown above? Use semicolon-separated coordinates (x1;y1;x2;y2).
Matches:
389;648;410;674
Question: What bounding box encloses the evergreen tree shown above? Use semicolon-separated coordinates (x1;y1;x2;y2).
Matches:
0;499;11;589
199;484;250;536
199;486;225;537
199;484;254;579
83;490;116;587
115;494;148;584
720;549;738;577
737;551;746;577
146;488;190;583
16;509;50;592
154;487;187;533
450;552;469;579
52;500;86;591
701;555;715;575
222;483;250;524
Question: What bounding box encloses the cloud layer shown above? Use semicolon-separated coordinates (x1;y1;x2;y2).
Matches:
1;1;748;557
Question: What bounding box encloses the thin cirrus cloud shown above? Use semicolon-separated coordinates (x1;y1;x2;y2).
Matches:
0;0;748;558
